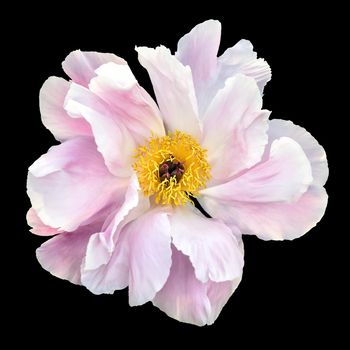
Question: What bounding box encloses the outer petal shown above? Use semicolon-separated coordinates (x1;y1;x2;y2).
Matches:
62;50;126;86
201;186;328;241
27;207;61;236
202;74;270;181
124;208;172;306
218;39;271;95
170;207;243;283
40;77;92;141
176;20;221;94
82;207;172;306
200;125;327;240
83;175;144;271
136;45;202;139
89;62;165;141
176;20;271;115
36;222;101;285
64;83;136;177
153;247;242;326
27;137;127;232
201;137;313;203
268;119;328;186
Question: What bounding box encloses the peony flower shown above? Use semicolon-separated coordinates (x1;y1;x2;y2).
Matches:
27;19;328;326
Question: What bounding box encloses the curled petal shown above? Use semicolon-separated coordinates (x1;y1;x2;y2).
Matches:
89;62;165;141
153;247;242;326
40;77;91;141
201;186;328;240
82;207;172;306
202;137;313;203
170;206;243;283
268;119;328;186
64;83;136;177
27;137;127;232
176;20;271;115
27;207;62;236
62;50;126;86
36;222;101;285
202;74;270;181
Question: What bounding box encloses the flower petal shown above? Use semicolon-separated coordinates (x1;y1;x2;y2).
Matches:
202;137;313;203
124;208;172;306
27;137;127;232
170;206;243;283
82;207;172;306
268;119;328;187
27;207;62;236
89;62;165;141
136;45;202;139
176;19;221;95
201;186;328;240
176;20;271;115
219;39;271;94
83;175;144;271
202;74;270;181
153;247;242;326
64;83;136;177
40;77;92;141
200;131;327;240
62;50;126;86
36;222;101;285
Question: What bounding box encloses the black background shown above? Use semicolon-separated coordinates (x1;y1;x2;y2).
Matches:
9;3;342;346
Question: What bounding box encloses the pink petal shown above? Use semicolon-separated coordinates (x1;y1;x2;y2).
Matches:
268;119;328;187
201;186;328;240
62;50;126;86
202;74;270;181
83;175;146;271
200;125;328;240
82;207;172;306
27;137;127;232
202;137;313;203
176;20;271;115
89;62;165;141
176;20;221;94
40;77;92;141
27;207;62;236
153;247;242;326
124;208;172;306
136;46;202;139
36;222;101;285
64;83;136;177
219;39;271;94
170;207;243;283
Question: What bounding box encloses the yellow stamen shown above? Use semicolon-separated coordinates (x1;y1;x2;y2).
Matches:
133;131;211;206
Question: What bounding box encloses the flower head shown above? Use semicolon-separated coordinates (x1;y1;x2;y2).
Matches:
27;19;328;326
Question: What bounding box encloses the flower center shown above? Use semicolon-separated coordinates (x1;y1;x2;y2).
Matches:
133;130;211;206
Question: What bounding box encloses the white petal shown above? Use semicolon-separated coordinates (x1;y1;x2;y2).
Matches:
136;45;202;139
153;247;242;326
36;222;101;285
27;137;126;232
202;137;313;203
176;20;221;93
40;77;91;141
89;62;165;140
200;186;328;240
268;119;328;186
202;74;270;181
64;83;136;177
62;50;126;86
170;206;243;283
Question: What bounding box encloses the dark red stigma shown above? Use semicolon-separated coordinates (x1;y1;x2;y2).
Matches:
159;160;185;183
